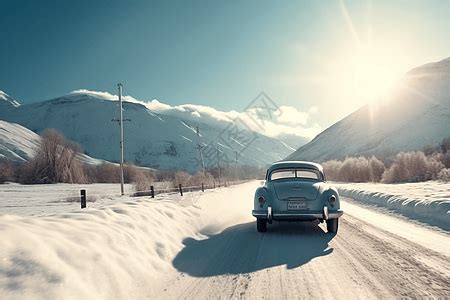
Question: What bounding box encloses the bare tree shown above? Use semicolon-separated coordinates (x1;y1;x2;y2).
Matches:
441;137;450;153
322;160;342;181
21;129;87;183
0;159;16;183
174;171;191;186
382;151;444;183
337;157;371;182
369;156;385;182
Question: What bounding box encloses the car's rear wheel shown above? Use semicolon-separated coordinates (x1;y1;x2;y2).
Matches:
327;218;339;233
257;219;267;232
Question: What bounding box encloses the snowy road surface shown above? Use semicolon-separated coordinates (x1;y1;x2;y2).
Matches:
153;182;450;299
1;181;449;299
156;199;450;299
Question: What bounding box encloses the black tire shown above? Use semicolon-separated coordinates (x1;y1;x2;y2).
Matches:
257;219;268;232
327;218;339;233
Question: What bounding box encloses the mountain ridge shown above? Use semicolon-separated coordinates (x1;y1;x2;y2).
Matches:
0;120;105;166
0;92;303;171
287;57;450;162
0;91;20;107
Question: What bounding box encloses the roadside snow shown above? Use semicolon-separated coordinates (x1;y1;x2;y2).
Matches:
0;182;255;299
0;183;134;216
335;181;450;230
341;198;450;256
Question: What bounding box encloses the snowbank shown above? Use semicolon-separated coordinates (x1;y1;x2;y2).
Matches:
0;183;135;216
335;181;450;230
0;182;256;299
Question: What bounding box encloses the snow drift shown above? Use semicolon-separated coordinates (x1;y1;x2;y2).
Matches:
0;182;255;299
335;181;450;230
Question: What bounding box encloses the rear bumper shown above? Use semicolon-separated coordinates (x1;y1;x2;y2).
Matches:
252;209;343;221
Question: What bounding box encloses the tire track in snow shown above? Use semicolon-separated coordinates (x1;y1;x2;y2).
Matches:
336;216;450;298
154;195;450;299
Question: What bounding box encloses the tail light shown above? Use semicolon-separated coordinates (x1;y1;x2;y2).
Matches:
329;195;336;203
258;196;265;207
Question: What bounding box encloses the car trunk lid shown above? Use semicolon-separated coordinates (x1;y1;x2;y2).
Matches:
273;180;320;200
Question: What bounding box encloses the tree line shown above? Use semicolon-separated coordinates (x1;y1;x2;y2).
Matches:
2;128;447;186
322;138;450;183
0;129;266;189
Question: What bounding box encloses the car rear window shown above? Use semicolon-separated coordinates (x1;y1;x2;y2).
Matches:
270;168;320;181
270;170;296;180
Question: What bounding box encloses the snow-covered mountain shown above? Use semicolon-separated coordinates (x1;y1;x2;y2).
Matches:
0;91;20;107
288;57;450;162
0;120;39;161
0;120;106;165
0;91;301;171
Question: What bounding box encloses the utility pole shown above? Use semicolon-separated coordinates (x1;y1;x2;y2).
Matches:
196;126;205;174
235;150;238;180
217;144;221;186
118;83;125;195
111;83;130;196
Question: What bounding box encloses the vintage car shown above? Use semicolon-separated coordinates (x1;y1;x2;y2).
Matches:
252;161;343;233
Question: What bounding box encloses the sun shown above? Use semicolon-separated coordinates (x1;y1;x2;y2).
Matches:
337;0;404;106
352;61;398;104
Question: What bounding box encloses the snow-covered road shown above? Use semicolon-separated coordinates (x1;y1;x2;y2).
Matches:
1;181;449;299
155;198;450;299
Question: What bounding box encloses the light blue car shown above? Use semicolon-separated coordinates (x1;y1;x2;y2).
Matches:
252;161;343;233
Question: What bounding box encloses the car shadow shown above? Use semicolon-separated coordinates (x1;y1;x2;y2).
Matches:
172;221;335;277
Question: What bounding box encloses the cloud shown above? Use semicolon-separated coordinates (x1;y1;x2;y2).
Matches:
150;102;321;139
147;99;172;111
69;89;321;140
308;106;318;114
231;110;321;140
70;89;140;103
276;106;311;126
191;111;201;118
148;100;239;122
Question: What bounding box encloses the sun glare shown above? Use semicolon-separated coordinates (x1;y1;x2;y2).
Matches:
337;0;407;108
353;62;398;104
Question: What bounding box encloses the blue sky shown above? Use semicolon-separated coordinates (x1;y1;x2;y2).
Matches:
1;0;450;128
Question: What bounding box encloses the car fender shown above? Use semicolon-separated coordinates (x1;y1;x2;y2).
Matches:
321;185;340;210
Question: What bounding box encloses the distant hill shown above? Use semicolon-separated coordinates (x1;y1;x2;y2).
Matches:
288;57;450;162
0;120;103;165
0;120;39;162
0;91;20;107
0;91;302;171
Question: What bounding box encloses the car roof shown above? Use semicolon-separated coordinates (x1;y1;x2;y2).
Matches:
267;160;323;173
